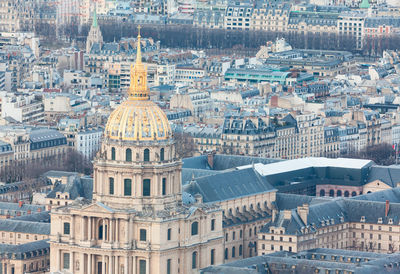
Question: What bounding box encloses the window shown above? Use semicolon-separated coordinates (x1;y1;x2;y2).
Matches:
143;179;151;196
140;229;147;241
224;248;228;260
211;219;215;231
211;249;215;265
191;222;199;236
139;260;146;274
126;148;132;162
233;231;236;240
239;245;243;256
225;233;228;241
111;147;116;160
144;149;150;162
240;230;243;238
192;252;197;269
162;178;166;195
232;246;236;258
63;253;70;269
160;148;164;161
124;179;132;196
167;228;171;240
63;223;70;235
109;177;114;195
167;259;171;274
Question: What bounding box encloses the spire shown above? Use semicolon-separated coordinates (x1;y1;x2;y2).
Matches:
128;26;148;101
92;6;98;28
136;25;142;64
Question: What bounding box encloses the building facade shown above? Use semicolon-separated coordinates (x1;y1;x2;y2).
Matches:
50;31;224;274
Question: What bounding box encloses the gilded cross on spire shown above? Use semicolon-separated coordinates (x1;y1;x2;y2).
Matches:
128;25;148;100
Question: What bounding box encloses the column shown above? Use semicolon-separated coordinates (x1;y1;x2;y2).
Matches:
114;256;119;274
81;216;85;241
125;256;129;274
115;219;119;243
88;217;92;241
132;256;136;274
88;254;92;274
102;255;106;274
80;253;85;274
110;218;114;243
146;258;149;274
71;252;75;273
71;215;75;240
108;256;113;274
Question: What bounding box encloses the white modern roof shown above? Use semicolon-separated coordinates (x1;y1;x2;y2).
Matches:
237;157;373;177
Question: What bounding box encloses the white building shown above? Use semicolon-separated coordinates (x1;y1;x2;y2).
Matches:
0;93;44;123
76;128;103;159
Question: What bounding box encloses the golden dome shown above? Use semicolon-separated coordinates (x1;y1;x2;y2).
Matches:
104;27;172;142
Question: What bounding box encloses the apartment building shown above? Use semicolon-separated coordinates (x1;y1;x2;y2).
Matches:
251;2;290;32
225;1;252;30
258;188;400;255
0;93;44;124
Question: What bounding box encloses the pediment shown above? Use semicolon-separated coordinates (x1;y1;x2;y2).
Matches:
81;202;115;214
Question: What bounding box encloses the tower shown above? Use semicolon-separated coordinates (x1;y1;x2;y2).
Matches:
86;7;103;53
50;28;223;274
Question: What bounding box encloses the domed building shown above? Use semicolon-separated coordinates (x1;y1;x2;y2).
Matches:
50;29;223;274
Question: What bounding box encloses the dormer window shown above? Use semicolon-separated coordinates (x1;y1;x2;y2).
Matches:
378;217;383;224
360;216;365;223
388;218;393;224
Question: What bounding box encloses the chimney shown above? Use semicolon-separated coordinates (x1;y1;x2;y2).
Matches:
385;200;390;217
297;204;309;225
16;211;21;216
37;207;42;213
194;194;203;204
18;201;23;208
27;210;31;215
207;151;215;169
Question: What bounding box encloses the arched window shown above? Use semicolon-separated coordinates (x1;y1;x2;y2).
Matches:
143;179;151;196
344;191;349;197
224;248;228;260
111;147;116;160
210;249;215;265
98;225;103;240
337;190;342;197
192;252;197;269
320;189;325;197
239;245;243;256
329;189;335;197
160;148;164;161
191;222;199;236
232;246;236;258
144;148;150;162
125;148;132;162
351;191;357;197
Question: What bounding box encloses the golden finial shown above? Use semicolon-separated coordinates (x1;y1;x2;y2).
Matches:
127;25;148;101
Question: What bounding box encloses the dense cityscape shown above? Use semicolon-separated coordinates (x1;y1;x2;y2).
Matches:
0;0;399;273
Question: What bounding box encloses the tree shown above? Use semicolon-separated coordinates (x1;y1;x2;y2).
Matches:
174;132;196;159
346;143;395;166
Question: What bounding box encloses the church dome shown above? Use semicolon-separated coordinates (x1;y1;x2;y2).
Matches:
105;100;171;141
104;28;172;142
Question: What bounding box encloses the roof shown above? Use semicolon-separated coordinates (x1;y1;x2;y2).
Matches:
46;176;93;200
183;168;276;203
29;129;65;143
0;240;49;260
367;165;400;187
0;219;50;234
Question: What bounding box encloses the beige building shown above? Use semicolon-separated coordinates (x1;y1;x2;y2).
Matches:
50;32;224;274
258;189;400;255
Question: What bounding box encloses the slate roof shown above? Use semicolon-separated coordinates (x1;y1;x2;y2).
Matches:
0;240;49;260
12;211;51;223
183;168;276;203
0;219;50;234
367;166;400;187
29;129;65;143
202;248;400;274
182;168;221;185
46;175;93;200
